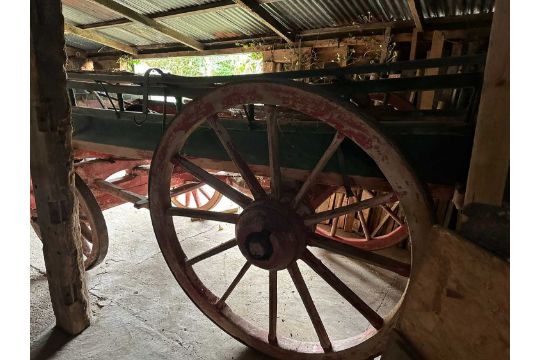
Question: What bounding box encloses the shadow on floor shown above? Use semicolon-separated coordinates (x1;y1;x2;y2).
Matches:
30;326;76;360
235;347;275;360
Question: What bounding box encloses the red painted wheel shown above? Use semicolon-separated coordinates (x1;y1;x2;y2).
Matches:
149;81;432;359
171;182;223;211
315;187;408;251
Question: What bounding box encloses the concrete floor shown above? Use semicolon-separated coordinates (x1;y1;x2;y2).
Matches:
30;200;408;360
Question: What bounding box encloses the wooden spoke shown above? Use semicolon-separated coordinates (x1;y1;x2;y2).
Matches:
302;250;384;329
358;210;371;240
207;115;267;200
216;262;251;309
288;262;332;352
193;190;201;208
170;182;202;197
266;106;281;200
371;202;400;237
186;238;237;266
268;270;278;344
309;233;411;277
172;154;252;207
167;207;239;224
185;191;191;207
293;132;345;208
199;187;211;200
81;236;91;255
80;222;93;241
365;190;403;225
304;193;396;226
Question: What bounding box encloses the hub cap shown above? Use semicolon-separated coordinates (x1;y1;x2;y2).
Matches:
236;200;307;270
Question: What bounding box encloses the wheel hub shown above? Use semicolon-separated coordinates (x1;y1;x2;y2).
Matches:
236;200;307;270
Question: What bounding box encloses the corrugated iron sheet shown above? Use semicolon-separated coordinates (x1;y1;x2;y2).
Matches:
262;0;412;32
159;6;269;41
62;0;122;24
112;0;220;15
97;23;174;46
418;0;494;18
62;0;495;51
65;33;103;50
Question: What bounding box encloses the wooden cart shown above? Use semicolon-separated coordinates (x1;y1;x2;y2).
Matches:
31;55;483;358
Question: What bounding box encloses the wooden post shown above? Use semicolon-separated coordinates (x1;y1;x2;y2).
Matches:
419;31;445;109
464;0;509;206
30;0;91;334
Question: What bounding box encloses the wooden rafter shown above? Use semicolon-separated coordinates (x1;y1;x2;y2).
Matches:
64;23;138;55
88;0;204;51
233;0;294;43
407;0;424;31
80;0;237;30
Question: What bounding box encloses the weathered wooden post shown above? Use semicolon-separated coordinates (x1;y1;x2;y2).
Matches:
30;0;91;334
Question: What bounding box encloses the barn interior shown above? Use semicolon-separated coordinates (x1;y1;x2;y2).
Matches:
29;1;509;359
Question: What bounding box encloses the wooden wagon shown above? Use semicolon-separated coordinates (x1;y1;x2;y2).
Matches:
31;54;483;358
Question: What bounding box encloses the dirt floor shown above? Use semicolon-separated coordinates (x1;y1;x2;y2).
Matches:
30;200;408;360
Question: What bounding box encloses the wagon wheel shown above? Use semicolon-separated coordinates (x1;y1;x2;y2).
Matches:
76;173;109;270
315;188;408;251
31;174;109;270
171;182;223;211
149;82;432;359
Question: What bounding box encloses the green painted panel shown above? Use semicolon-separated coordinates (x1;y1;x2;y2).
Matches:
73;110;472;185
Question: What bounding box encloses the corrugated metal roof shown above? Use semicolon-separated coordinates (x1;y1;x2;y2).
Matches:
159;6;270;41
418;0;495;18
62;0;122;24
64;33;103;50
96;23;175;46
62;0;495;52
262;0;412;32
112;0;220;15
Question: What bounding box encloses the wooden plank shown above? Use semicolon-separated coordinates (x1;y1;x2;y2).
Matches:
88;0;204;51
344;196;356;232
396;226;509;359
81;0;236;30
233;0;294;43
379;27;392;64
463;0;509;206
407;0;424;31
64;23;137;55
438;42;463;107
30;0;90;334
419;31;445;109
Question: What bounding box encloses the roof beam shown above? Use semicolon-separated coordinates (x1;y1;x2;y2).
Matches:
80;0;236;30
407;0;424;31
233;0;294;43
64;23;137;55
87;0;204;51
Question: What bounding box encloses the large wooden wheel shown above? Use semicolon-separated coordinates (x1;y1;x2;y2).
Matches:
149;81;433;359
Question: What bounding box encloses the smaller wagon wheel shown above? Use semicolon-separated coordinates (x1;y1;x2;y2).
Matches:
171;182;223;211
315;188;408;251
76;174;109;270
31;174;109;270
